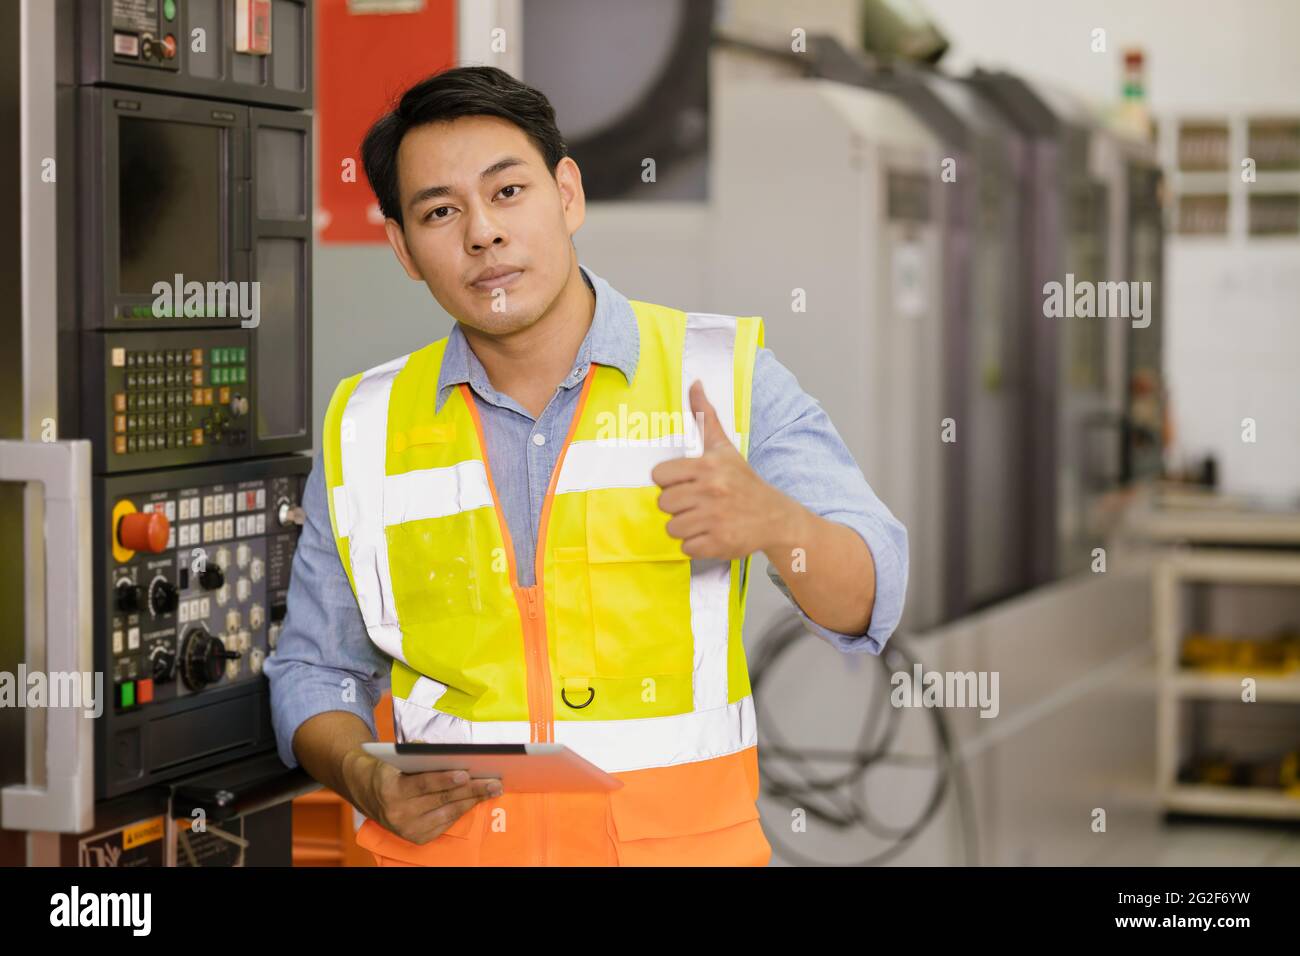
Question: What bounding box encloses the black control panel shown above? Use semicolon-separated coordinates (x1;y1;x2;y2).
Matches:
97;455;309;798
73;0;313;110
85;329;308;473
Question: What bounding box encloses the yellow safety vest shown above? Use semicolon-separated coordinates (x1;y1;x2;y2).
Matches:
322;299;770;866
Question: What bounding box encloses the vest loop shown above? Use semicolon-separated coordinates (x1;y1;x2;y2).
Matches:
561;686;596;709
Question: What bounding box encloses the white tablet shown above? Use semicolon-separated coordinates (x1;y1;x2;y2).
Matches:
361;742;623;793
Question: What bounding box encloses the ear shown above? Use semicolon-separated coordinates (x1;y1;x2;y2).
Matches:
555;156;586;240
383;217;424;281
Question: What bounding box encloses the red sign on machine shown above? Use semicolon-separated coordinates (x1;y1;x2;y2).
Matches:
316;0;458;243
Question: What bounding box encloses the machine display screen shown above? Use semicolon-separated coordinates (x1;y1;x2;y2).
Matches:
119;118;224;294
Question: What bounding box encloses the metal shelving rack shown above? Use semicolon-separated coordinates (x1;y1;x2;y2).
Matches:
1154;541;1300;819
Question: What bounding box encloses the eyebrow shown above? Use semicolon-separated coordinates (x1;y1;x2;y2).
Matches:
406;156;527;210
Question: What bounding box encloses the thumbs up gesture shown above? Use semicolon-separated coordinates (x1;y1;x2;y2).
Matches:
650;380;792;560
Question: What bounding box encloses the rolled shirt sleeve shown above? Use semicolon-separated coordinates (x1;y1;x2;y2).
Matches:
263;449;391;768
746;347;909;655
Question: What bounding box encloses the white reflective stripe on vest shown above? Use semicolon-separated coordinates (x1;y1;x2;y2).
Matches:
682;313;738;713
382;459;494;526
340;352;410;663
393;689;757;774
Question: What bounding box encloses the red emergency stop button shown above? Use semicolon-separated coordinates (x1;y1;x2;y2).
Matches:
162;35;176;59
136;678;154;704
118;510;170;553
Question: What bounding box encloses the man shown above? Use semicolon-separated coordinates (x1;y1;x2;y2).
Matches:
265;65;907;867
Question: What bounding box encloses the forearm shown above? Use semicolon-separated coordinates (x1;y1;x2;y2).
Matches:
761;493;877;635
292;710;377;806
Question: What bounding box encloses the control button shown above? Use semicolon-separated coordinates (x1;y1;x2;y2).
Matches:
113;392;126;412
164;0;176;22
136;678;154;704
149;579;178;616
119;682;135;709
118;510;169;553
250;647;265;675
112;629;124;655
162;34;176;59
115;580;143;614
180;627;240;691
226;609;241;633
114;436;126;455
111;348;126;367
198;564;225;591
236;577;251;602
249;557;264;583
128;626;141;650
249;604;265;630
236;543;251;568
215;583;229;607
151;645;175;683
215;546;231;567
277;500;305;527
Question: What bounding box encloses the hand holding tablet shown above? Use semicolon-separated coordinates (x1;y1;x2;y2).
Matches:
362;742;622;793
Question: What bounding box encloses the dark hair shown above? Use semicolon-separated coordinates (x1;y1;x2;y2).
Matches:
360;65;568;227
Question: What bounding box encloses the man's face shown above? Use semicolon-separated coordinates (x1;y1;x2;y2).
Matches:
383;114;585;336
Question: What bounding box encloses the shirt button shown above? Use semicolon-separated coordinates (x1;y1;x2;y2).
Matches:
532;433;546;446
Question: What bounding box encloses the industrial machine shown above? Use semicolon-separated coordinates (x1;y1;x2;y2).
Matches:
2;0;315;867
711;36;949;633
816;42;1035;620
712;34;1041;631
971;69;1165;582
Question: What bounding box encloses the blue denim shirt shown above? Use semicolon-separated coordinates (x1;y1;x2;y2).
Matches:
265;264;908;768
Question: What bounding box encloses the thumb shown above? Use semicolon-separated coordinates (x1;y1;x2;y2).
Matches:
689;380;731;452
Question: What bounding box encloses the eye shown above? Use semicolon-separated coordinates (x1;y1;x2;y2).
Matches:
498;184;524;199
423;205;452;223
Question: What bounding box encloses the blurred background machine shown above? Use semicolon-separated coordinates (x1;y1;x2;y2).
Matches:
2;0;315;866
972;68;1165;583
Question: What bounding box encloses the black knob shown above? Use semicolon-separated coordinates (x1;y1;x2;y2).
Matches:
115;580;144;614
149;579;178;616
198;564;225;591
180;629;241;691
150;647;175;683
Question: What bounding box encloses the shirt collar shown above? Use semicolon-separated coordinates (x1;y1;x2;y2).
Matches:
434;263;639;413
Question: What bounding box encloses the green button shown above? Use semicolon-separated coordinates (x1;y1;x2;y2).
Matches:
236;366;246;383
237;347;247;362
218;368;229;384
164;0;176;22
120;682;135;708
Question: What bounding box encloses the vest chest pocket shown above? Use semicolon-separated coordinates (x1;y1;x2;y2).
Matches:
581;487;695;682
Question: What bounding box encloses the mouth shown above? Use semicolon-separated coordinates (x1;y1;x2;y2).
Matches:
471;269;523;292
